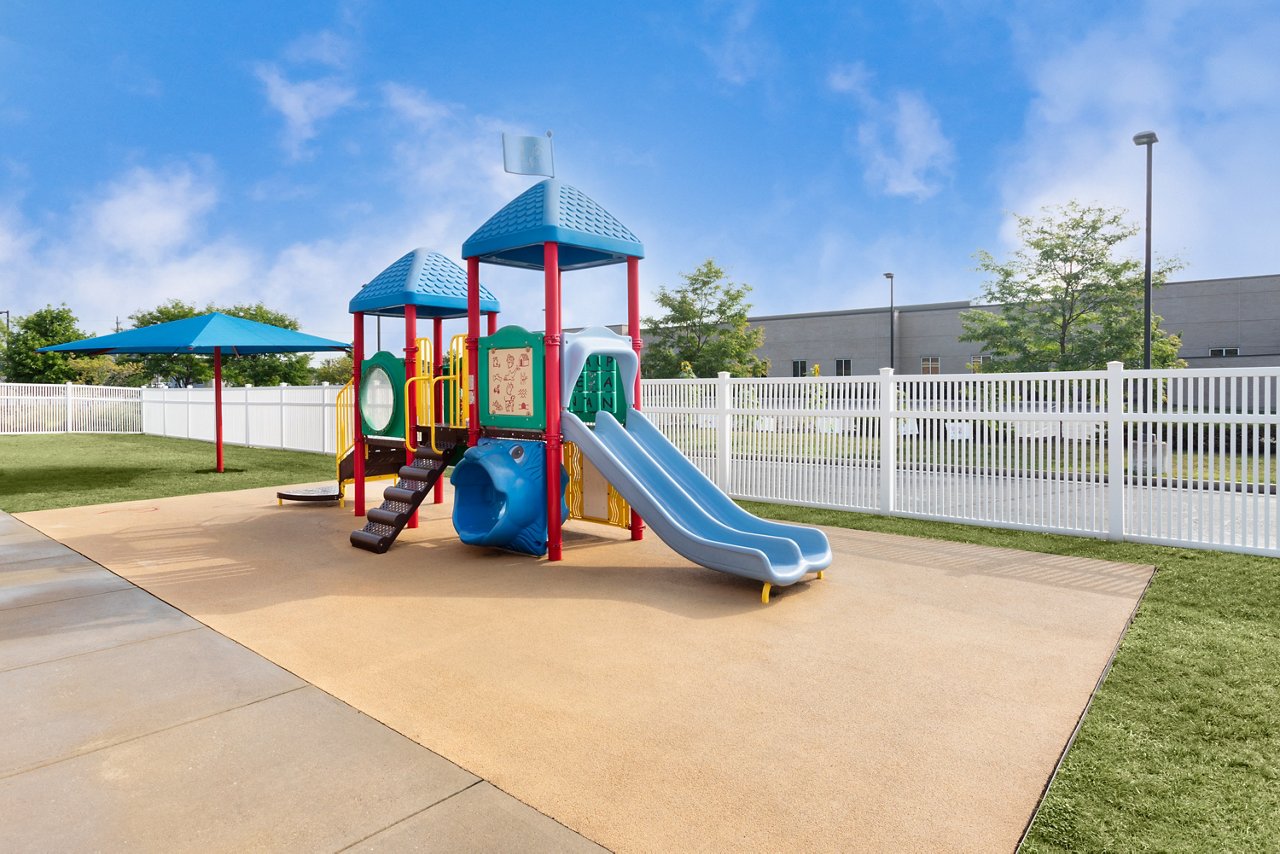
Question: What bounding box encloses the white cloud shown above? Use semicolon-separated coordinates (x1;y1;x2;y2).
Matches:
255;64;357;159
826;62;873;104
856;93;954;200
829;64;954;200
87;165;218;260
700;0;774;85
997;7;1280;279
284;30;355;69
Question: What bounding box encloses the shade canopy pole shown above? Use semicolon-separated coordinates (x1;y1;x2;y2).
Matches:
214;347;224;473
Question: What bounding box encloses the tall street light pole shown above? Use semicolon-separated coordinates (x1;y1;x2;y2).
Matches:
1133;130;1158;370
883;272;895;371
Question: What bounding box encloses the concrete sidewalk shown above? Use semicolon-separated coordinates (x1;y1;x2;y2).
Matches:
0;511;604;853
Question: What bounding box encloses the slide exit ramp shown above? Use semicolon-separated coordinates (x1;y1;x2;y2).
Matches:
561;409;831;589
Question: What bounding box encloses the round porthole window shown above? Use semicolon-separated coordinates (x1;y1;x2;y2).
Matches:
361;365;395;432
358;351;406;438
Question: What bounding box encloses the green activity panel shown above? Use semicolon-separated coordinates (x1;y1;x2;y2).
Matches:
568;354;626;426
479;325;545;430
360;350;406;438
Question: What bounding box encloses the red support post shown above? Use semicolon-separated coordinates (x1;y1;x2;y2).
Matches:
544;242;563;561
627;255;645;541
404;305;419;529
466;258;481;448
433;316;444;505
487;311;498;335
214;347;224;473
352;312;366;517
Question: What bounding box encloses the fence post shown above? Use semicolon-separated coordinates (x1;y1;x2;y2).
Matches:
878;368;896;514
715;371;731;491
244;384;252;448
185;385;192;438
64;382;73;433
1106;360;1125;541
279;384;288;449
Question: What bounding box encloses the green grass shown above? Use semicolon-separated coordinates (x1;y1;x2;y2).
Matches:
743;501;1280;852
0;434;334;513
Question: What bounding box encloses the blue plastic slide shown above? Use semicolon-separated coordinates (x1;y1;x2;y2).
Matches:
561;409;831;586
623;409;832;570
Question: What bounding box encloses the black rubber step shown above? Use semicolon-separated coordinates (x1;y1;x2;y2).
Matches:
366;506;409;527
383;485;425;503
349;529;392;554
398;464;438;481
414;445;448;462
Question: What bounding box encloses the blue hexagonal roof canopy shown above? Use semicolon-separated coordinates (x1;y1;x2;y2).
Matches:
462;180;644;271
348;249;500;317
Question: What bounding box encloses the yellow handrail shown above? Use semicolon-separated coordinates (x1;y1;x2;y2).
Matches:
336;379;354;468
335;379;355;506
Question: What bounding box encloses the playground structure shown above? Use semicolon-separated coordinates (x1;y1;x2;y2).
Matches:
342;178;830;601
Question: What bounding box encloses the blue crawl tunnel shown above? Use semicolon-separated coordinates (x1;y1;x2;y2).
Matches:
450;439;568;557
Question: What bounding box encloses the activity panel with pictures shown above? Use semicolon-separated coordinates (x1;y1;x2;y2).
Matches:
478;325;545;430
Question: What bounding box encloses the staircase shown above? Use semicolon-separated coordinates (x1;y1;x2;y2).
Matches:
350;434;465;554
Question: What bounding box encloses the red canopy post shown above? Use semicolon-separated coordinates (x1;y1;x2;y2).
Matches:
486;311;498;335
627;256;644;541
404;305;419;529
466;257;481;447
214;347;224;473
433;316;444;505
353;312;366;516
544;242;563;562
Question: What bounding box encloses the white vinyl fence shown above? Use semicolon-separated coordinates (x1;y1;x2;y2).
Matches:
644;362;1280;557
6;365;1279;557
140;384;344;455
1;383;143;434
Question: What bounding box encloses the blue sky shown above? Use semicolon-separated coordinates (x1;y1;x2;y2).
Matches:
1;1;1276;343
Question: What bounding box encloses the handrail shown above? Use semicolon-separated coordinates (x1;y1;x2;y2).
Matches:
404;375;432;453
336;379;355;465
403;333;469;455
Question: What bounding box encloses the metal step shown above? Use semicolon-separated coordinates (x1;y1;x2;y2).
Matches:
399;464;439;481
367;506;409;528
349;529;393;554
383;485;425;504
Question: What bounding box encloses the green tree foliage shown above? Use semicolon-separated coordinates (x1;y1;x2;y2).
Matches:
0;305;86;383
960;202;1185;372
642;259;769;378
310;354;354;385
69;355;147;387
123;300;208;387
123;300;316;387
218;303;313;387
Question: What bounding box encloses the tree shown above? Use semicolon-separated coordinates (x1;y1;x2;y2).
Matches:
0;305;86;383
642;259;769;378
69;355;147;387
123;300;314;387
218;303;313;387
123;300;209;387
960;202;1185;372
311;354;354;385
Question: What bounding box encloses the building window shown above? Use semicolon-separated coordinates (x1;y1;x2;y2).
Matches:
792;360;808;377
969;355;992;373
921;356;940;375
835;358;852;376
1209;347;1240;357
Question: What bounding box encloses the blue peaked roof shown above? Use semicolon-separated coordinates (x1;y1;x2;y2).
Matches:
348;249;501;317
462;180;644;271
